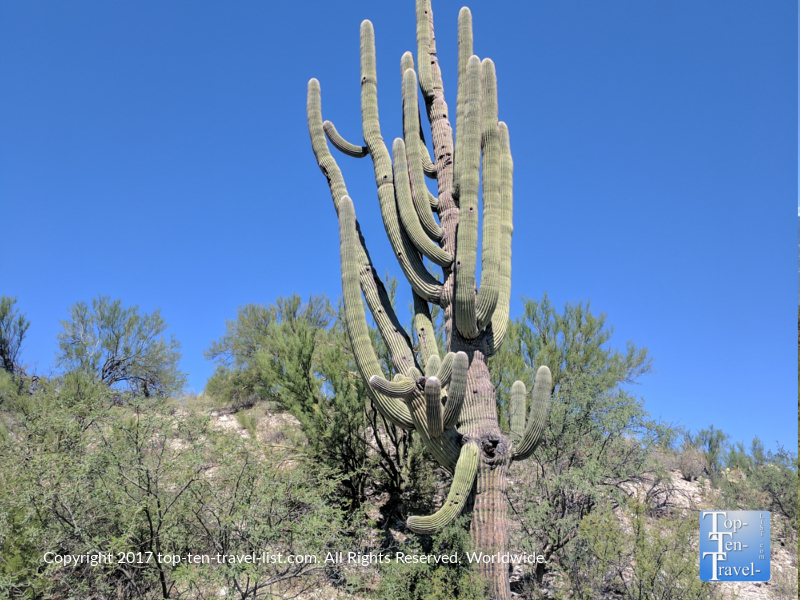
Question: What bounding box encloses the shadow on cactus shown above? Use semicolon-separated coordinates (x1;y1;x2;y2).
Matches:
307;2;553;598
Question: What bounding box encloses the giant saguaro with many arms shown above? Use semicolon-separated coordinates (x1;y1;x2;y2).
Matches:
307;2;551;598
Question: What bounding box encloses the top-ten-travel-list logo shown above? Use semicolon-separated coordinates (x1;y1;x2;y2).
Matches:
699;511;770;581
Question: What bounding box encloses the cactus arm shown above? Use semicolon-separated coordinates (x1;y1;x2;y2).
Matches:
425;376;443;439
369;374;417;398
509;380;526;441
487;122;514;355
406;442;478;534
392;139;452;267
512;366;552;461
442;351;468;429
310;79;418;376
399;51;437;183
360;21;443;305
435;351;454;387
323;120;368;158
454;56;482;339
307;79;350;212
421;132;437;180
402;68;442;240
475;59;501;330
413;291;440;368
414;0;434;99
425;355;441;378
338;196;416;430
452;7;473;202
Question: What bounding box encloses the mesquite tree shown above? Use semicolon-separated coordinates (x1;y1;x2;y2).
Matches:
307;2;551;598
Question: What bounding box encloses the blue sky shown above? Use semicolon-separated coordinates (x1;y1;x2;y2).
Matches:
1;1;796;450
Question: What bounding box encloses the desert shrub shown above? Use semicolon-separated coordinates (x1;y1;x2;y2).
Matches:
565;500;718;600
375;517;487;600
0;373;345;599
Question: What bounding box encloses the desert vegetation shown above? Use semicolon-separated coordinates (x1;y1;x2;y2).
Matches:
0;293;795;600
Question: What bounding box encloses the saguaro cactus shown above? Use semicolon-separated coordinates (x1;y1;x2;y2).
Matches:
307;3;552;598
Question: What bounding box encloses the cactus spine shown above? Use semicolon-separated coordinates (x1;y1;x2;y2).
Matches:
307;3;552;598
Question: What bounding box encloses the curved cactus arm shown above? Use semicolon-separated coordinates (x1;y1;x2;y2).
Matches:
310;79;417;377
425;376;443;439
475;59;501;331
405;390;462;470
369;374;417;398
442;351;468;429
425;355;441;378
435;352;455;387
452;7;473;202
359;266;417;375
323;120;368;158
454;55;482;340
392;139;452;267
307;79;350;212
399;51;437;183
402;69;442;241
360;21;443;305
413;291;440;368
509;380;526;441
512;366;552;461
421;132;437;180
487;122;514;356
338;196;416;430
407;442;478;534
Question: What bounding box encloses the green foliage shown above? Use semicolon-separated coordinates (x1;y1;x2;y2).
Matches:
56;296;186;397
205;294;418;512
567;500;716;600
492;295;667;572
0;373;345;599
0;295;29;377
376;517;487;600
490;293;652;430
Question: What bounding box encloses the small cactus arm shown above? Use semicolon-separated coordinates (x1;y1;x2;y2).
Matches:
442;351;468;430
407;442;479;534
452;6;473;202
413;291;440;368
323;120;368;158
511;366;552;461
425;376;443;439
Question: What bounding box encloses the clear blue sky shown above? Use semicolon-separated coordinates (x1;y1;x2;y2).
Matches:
1;1;796;450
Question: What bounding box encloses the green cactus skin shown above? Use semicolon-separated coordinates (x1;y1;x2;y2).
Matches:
369;374;417;398
323;120;368;158
413;291;440;367
392;139;452;266
509;380;526;441
338;196;417;429
359;264;417;376
307;5;555;597
425;354;441;378
402;68;442;241
415;0;434;99
442;351;468;430
400;51;438;184
425;376;443;439
435;351;455;387
407;442;478;534
454;55;482;340
487;122;513;355
474;59;501;331
512;366;552;461
360;21;443;304
452;7;473;202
